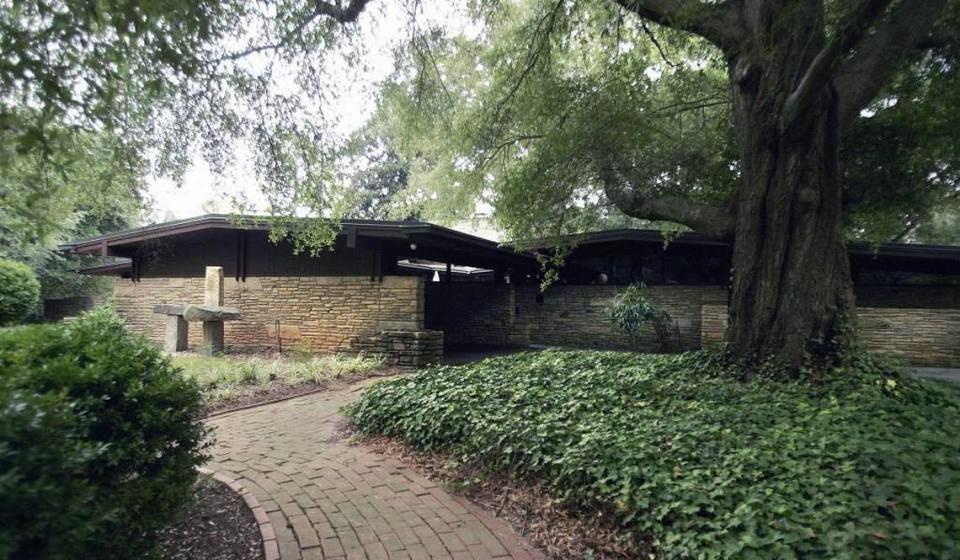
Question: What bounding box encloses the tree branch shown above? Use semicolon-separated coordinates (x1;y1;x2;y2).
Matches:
310;0;375;23
780;0;893;131
836;0;949;126
211;0;374;63
600;170;733;238
614;0;744;52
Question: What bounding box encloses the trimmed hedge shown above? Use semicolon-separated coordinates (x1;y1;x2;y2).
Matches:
347;350;960;558
0;309;209;559
0;260;40;326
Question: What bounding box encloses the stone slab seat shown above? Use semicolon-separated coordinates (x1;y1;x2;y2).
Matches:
152;304;242;322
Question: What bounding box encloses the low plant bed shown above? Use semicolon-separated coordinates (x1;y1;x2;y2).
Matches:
346;350;960;559
172;352;394;414
158;476;262;560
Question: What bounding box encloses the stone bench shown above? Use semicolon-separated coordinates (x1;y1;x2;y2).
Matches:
152;266;242;355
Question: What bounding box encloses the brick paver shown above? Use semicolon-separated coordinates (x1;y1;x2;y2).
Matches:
206;383;544;560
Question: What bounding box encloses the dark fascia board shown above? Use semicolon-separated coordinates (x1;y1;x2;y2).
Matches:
60;214;429;252
510;229;731;251
77;259;133;275
847;240;960;262
60;214;534;264
62;215;960;267
514;228;960;261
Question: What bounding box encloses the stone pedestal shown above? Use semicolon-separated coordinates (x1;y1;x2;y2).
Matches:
151;266;240;354
164;315;188;352
201;321;225;355
203;266;225;353
205;266;224;306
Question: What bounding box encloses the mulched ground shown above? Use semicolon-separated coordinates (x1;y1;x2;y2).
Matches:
158;477;263;560
205;368;404;416
360;436;646;559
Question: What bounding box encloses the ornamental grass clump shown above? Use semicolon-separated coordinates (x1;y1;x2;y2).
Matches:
346;349;960;558
0;308;209;559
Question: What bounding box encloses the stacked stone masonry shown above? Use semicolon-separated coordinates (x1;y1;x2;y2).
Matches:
701;304;960;367
111;276;426;357
112;274;960;367
347;330;444;367
425;283;728;352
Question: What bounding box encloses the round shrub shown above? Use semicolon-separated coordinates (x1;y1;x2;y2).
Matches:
0;259;41;326
0;308;209;559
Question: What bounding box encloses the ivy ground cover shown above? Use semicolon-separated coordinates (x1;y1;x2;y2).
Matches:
345;350;960;559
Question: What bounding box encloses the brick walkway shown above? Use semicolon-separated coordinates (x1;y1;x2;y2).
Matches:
206;382;544;560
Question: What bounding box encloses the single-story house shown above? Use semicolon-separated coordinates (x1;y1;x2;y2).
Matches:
62;214;960;367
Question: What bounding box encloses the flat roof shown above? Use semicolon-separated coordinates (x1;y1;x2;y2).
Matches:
61;214;508;252
65;215;960;273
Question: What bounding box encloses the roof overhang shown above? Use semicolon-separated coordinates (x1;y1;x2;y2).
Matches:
61;214;538;270
63;216;960;277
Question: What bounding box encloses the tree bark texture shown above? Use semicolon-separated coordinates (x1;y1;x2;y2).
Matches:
724;10;856;368
597;0;947;369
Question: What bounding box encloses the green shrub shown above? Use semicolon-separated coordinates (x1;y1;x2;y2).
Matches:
0;308;209;559
346;350;960;558
0;260;41;326
609;283;674;350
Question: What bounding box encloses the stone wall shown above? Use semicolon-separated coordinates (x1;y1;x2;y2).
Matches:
426;283;728;352
347;330;444;368
112;275;424;354
700;304;960;367
858;308;960;367
700;304;728;347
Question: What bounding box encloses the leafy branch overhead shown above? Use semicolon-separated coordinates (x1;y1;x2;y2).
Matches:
3;0;959;366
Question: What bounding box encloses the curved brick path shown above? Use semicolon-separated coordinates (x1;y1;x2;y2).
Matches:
205;382;543;560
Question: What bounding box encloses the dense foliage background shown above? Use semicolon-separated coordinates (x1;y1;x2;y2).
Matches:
3;1;958;253
0;260;40;326
0;125;143;307
347;350;960;558
354;1;960;245
0;309;209;558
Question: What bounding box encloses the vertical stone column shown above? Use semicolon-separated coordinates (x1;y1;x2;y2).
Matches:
201;321;225;355
201;266;225;355
205;266;224;306
164;315;188;352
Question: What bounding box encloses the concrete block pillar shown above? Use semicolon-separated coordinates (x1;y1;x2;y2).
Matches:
164;315;188;353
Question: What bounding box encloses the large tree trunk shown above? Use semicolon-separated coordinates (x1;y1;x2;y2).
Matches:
725;34;857;369
607;0;949;370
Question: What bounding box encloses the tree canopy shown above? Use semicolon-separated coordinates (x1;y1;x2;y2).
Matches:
3;1;957;246
3;0;959;365
355;1;960;245
0;121;142;300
